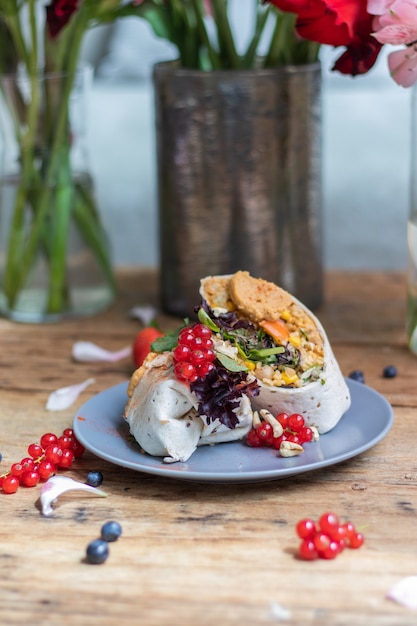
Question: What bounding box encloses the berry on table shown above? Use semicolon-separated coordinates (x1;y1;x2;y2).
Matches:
348;370;365;383
295;512;364;561
86;471;104;487
383;365;397;378
1;428;85;494
101;520;122;542
86;539;109;564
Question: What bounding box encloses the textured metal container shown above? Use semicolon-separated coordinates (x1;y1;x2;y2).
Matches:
153;61;323;317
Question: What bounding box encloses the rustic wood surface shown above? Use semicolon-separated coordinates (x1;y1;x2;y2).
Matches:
1;269;417;626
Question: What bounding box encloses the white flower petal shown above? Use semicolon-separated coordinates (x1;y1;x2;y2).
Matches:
72;341;132;363
269;601;292;621
387;576;417;609
46;378;96;411
129;304;157;326
40;476;107;517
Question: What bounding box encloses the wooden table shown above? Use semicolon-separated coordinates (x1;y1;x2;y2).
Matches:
1;269;417;626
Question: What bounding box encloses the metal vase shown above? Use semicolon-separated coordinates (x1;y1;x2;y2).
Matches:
153;61;323;317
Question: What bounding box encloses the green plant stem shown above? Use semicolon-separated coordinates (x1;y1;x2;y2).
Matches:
190;0;221;70
210;0;240;69
243;5;271;69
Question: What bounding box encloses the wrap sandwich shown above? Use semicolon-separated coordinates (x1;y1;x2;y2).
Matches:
198;271;351;434
123;271;350;463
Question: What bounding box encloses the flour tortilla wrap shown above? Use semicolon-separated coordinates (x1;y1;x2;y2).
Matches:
199;272;351;434
123;352;253;463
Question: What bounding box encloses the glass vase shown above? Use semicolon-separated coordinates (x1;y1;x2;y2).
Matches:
153;61;323;318
0;67;116;323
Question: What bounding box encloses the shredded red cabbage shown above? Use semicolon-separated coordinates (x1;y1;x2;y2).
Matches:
190;362;259;430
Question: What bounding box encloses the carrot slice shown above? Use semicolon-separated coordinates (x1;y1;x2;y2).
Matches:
259;319;290;344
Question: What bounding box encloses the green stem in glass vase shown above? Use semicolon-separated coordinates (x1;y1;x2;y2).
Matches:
2;3;115;314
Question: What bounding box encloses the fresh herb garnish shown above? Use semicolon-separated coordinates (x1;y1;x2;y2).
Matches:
150;319;190;353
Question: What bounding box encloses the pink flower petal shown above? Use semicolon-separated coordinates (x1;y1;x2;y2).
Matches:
72;341;132;363
46;378;95;411
387;576;417;609
129;304;157;326
373;23;417;44
388;46;417;86
40;476;107;517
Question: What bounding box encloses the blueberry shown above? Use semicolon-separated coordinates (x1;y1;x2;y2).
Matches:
86;539;109;564
86;470;103;487
101;520;122;543
348;370;365;383
383;365;397;379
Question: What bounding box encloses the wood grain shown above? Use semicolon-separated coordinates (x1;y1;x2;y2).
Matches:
1;269;417;626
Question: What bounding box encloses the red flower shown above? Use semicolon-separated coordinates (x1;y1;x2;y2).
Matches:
266;0;383;75
46;0;79;39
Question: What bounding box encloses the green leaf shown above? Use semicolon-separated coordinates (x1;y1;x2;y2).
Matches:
215;352;248;372
197;308;220;332
151;319;190;352
247;346;285;359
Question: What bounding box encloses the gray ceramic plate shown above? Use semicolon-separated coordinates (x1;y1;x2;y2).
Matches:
73;378;394;484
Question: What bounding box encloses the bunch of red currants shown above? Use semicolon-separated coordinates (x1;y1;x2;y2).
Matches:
173;323;216;383
0;428;85;494
296;512;364;560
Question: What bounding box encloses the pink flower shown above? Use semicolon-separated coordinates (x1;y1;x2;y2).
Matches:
368;0;417;85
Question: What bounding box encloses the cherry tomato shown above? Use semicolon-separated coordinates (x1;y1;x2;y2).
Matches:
132;327;163;367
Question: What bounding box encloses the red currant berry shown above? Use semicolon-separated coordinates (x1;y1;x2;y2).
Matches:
21;470;40;488
190;336;204;350
57;449;75;469
40;433;58;449
1;474;19;494
200;337;214;350
328;524;347;543
299;427;313;443
174;361;197;382
288;413;305;432
178;329;195;347
299;539;318;561
255;422;273;443
276;412;289;428
70;439;85;458
173;344;192;362
189;350;206;367
20;457;35;472
37;460;56;480
58;435;72;450
313;532;331;553
63;428;74;438
342;521;356;539
44;444;63;465
246;429;262;447
272;435;284;449
348;532;364;549
203;348;216;363
286;433;301;445
320;540;340;560
195;362;215;378
10;462;25;478
318;512;340;535
296;518;317;540
192;323;212;339
27;443;43;459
